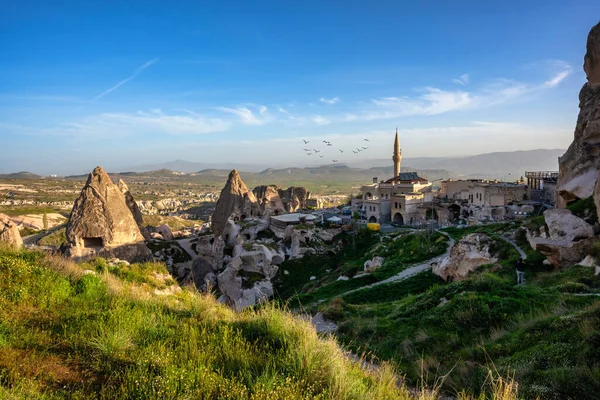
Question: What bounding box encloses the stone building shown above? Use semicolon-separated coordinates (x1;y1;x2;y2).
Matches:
440;179;527;206
353;129;432;224
525;171;559;206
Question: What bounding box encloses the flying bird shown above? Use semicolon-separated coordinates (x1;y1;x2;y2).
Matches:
307;153;312;156
322;140;329;144
362;147;368;150
339;149;344;153
303;140;310;144
353;151;358;154
364;138;369;142
313;149;320;153
319;155;324;158
326;143;332;146
332;159;338;163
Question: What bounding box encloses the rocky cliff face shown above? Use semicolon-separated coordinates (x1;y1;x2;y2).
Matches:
557;22;600;210
252;185;311;214
252;185;286;215
279;186;310;212
0;213;23;249
211;170;262;236
64;166;151;262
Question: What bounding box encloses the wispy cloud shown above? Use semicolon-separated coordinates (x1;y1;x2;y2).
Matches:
544;68;572;87
9;109;230;137
320;97;340;104
452;74;470;85
312;115;330;125
93;58;159;101
216;105;269;125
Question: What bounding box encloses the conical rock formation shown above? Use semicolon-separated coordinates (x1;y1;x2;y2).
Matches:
64;166;151;262
211;170;262;236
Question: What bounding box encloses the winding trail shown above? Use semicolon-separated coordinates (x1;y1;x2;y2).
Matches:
497;235;527;260
337;231;456;298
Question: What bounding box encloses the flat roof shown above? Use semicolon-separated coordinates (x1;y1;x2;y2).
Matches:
271;213;317;223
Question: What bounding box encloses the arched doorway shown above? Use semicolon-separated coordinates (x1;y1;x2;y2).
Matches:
365;192;373;200
392;212;404;225
368;216;377;223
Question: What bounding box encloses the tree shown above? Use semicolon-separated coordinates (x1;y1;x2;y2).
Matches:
42;213;48;230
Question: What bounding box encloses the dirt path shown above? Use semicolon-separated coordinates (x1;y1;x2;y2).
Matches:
338;231;456;298
498;235;527;260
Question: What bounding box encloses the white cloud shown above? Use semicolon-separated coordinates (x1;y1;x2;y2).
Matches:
544;70;571;87
320;97;340;104
93;58;158;101
452;74;470;85
216;106;266;125
312;115;330;125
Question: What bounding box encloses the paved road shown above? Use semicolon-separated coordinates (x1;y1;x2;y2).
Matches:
338;230;455;297
22;223;66;246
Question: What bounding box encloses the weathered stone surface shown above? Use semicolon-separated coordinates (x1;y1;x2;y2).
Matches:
279;187;310;212
191;256;216;290
253;185;311;214
212;170;262;236
584;21;600;86
0;213;23;249
64;166;151;262
544;209;594;242
364;256;384;273
253;185;286;215
118;179;149;239
433;233;497;281
526;210;595;268
557;22;600;209
156;224;174;241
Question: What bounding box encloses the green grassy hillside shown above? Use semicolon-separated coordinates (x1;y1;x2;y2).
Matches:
0;246;424;400
276;223;600;399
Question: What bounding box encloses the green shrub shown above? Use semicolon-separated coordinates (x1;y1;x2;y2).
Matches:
553;282;591;294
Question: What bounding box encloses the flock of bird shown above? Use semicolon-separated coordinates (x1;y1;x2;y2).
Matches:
301;138;370;163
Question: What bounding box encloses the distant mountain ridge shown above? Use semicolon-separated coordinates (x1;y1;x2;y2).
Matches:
1;149;565;183
350;149;564;178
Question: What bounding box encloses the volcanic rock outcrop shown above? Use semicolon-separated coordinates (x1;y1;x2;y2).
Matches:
253;185;311;215
0;213;23;249
63;166;152;262
557;22;600;210
211;170;262;236
118;179;149;240
433;233;497;281
526;208;595;267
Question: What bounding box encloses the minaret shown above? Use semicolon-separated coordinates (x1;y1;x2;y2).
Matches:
392;128;402;177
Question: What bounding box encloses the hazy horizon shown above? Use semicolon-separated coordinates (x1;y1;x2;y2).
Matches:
2;1;597;174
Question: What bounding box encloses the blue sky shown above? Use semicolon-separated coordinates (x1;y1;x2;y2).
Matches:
1;1;599;175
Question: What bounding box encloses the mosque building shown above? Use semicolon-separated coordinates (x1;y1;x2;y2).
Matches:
352;129;432;225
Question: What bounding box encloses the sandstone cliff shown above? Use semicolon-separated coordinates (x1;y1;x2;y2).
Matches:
211;170;262;236
557;22;600;211
64;166;151;262
0;213;23;249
